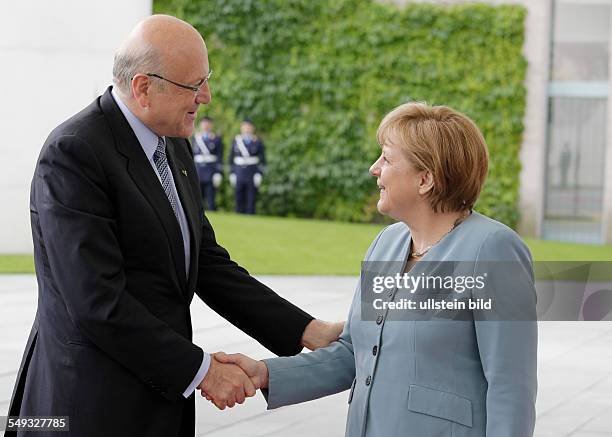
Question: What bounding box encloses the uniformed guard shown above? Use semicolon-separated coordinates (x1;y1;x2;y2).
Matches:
192;116;223;210
229;118;266;214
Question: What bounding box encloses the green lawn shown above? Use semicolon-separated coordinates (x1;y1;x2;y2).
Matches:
0;255;35;274
2;212;612;275
524;238;612;261
206;213;384;275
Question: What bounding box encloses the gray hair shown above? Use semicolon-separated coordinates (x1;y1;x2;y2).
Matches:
112;42;165;96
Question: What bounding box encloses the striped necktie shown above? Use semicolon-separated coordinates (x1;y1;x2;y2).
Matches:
153;137;179;220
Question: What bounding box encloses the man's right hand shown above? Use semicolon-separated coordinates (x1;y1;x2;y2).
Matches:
197;355;256;410
213;352;269;389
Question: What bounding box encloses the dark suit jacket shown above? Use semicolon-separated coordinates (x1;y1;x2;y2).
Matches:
5;87;312;437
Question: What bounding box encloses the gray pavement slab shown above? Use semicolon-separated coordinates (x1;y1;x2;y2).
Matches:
1;275;611;436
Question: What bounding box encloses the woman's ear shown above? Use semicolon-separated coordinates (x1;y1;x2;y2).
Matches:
418;170;434;195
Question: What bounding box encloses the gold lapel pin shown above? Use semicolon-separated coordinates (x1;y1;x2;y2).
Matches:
181;169;188;177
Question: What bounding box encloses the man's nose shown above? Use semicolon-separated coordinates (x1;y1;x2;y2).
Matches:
196;83;211;105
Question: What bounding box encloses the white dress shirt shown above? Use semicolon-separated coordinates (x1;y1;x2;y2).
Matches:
111;88;210;398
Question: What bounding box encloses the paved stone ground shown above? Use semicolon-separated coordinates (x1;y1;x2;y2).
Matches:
1;275;611;436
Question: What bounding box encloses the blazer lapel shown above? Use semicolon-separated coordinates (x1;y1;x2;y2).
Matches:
99;88;187;295
165;138;200;295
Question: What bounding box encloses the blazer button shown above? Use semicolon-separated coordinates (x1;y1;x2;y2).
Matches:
365;376;372;386
372;345;378;356
376;314;383;325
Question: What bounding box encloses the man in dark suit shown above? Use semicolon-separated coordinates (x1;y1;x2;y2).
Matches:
5;15;342;437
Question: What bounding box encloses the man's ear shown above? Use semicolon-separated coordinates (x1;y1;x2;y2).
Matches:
418;170;434;195
131;74;152;109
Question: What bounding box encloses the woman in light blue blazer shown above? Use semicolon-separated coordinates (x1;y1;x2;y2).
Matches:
215;102;537;437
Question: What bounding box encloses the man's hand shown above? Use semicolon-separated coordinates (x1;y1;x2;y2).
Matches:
214;352;269;389
301;319;345;351
198;355;256;410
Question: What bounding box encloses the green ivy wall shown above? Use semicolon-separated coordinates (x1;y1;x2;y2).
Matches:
155;0;527;228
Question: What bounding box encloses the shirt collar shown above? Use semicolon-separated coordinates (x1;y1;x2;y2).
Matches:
111;87;164;161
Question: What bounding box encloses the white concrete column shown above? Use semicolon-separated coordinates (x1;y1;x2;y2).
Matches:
0;0;151;254
516;0;553;238
601;5;612;243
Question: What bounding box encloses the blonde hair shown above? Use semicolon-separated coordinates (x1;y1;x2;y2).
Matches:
377;102;489;212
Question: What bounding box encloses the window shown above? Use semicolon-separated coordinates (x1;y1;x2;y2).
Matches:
543;0;611;243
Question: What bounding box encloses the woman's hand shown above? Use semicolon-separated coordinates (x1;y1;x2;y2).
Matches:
213;352;270;389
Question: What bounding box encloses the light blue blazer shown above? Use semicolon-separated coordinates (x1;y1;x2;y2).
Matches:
263;212;537;437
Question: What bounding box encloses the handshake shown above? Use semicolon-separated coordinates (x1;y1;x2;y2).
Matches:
197;352;267;410
196;319;344;409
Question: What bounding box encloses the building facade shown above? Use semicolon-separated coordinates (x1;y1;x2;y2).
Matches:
2;0;611;253
0;0;151;253
401;0;612;244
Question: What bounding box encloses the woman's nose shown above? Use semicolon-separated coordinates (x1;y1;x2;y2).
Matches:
369;158;381;177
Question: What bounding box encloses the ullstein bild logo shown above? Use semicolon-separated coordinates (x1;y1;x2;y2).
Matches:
360;261;612;322
371;297;492;311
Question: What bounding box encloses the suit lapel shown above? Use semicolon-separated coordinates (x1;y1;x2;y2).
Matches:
99;88;187;295
165;138;201;295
